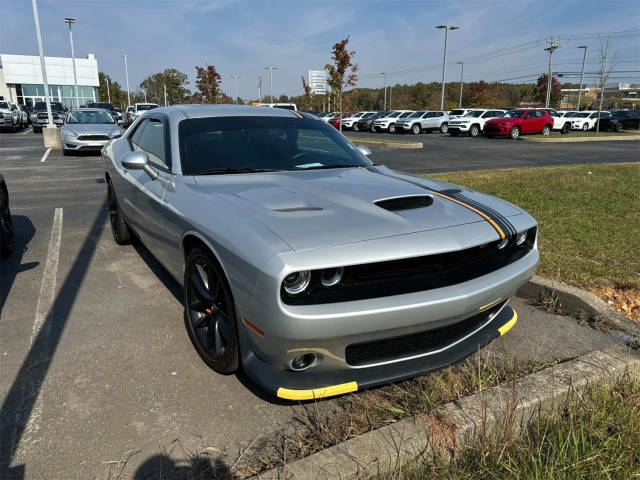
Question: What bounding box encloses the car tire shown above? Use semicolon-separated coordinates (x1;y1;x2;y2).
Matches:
615;123;623;133
184;246;239;374
411;124;421;135
388;124;396;133
62;149;71;156
582;124;589;131
509;126;520;139
469;125;480;137
542;125;551;135
371;126;376;132
440;123;448;134
561;123;570;134
0;186;13;259
107;181;133;245
352;123;359;132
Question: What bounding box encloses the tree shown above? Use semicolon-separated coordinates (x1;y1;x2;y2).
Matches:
595;37;617;133
195;65;222;104
325;36;358;130
534;74;561;107
140;68;191;106
98;72;128;108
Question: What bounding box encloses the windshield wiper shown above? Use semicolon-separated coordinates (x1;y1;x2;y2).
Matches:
295;164;361;170
192;167;280;175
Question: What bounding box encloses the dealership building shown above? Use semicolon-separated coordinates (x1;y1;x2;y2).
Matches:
0;53;99;108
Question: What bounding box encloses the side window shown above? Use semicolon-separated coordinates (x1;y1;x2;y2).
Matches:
548;109;558;117
434;112;443;117
131;119;169;170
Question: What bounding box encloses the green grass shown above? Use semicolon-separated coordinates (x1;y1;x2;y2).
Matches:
384;375;640;479
430;163;640;291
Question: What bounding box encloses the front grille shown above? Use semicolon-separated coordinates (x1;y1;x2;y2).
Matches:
345;301;505;366
282;228;536;305
77;135;109;141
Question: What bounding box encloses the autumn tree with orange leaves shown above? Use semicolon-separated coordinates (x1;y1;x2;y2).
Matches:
325;36;358;131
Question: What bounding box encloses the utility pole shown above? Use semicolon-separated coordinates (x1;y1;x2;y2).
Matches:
106;76;111;103
389;85;393;109
64;17;79;107
576;45;588;111
123;54;131;106
31;0;54;128
257;76;262;102
265;66;278;103
436;25;460;110
143;90;147;102
380;72;388;110
163;83;167;106
231;75;239;104
457;61;464;108
544;38;559;108
596;55;607;134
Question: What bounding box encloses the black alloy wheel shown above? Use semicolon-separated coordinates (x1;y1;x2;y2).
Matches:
0;187;13;258
184;247;239;374
107;182;132;244
615;122;623;133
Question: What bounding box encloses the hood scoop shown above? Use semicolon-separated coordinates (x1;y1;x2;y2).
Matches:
375;195;434;212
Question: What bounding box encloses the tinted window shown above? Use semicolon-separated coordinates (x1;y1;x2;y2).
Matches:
449;109;465;116
504;110;525;118
178;116;371;175
434;112;443;117
131;119;168;169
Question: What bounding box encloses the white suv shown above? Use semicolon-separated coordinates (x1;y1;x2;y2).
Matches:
448;109;507;137
571;111;609;131
341;111;375;130
447;108;472;120
372;110;414;133
396;110;451;134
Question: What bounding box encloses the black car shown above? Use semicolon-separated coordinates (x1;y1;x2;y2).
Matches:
597;110;640;132
31;101;66;132
356;111;389;131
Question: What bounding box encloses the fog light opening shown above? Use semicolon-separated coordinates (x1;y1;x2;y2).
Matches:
290;353;316;371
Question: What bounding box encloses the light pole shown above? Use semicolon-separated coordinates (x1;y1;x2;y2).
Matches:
257;76;262;102
106;76;111;103
64;17;79;107
457;61;464;108
123;54;131;106
436;25;459;110
163;83;167;106
265;66;278;103
576;45;588;111
380;72;388;110
231;75;239;104
31;0;54;128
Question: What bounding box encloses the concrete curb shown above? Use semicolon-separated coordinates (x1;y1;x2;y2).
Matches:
254;348;640;479
351;139;423;149
523;135;640;143
518;275;640;337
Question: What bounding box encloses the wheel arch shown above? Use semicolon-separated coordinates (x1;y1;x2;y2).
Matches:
181;231;231;284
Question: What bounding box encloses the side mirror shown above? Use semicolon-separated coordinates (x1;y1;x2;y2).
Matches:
121;151;158;180
357;145;372;157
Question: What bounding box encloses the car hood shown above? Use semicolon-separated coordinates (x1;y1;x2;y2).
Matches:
63;123;120;134
192;165;523;252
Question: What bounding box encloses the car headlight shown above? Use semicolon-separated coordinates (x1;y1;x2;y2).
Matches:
283;271;311;295
320;267;343;288
515;231;528;245
63;130;78;137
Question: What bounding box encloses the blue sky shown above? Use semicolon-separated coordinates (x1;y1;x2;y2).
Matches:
1;0;639;100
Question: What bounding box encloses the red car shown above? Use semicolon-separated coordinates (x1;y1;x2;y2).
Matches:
329;113;352;129
484;109;553;139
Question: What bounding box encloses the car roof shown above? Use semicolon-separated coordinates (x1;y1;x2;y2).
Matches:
155;104;307;120
70;108;111;112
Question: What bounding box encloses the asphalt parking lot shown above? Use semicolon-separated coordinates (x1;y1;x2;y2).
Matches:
0;130;631;479
345;130;640;173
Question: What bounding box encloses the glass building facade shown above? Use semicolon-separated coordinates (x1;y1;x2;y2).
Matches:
16;83;96;108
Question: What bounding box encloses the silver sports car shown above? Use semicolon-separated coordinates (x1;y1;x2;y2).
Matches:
103;105;538;400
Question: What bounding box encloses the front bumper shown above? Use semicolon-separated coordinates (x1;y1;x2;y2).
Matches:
34;118;64;127
485;125;510;135
62;136;110;151
448;123;471;133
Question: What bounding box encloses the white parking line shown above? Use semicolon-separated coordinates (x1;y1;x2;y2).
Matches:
40;148;51;163
23;128;33;135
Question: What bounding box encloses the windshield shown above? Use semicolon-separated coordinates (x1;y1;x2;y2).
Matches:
574;113;590;118
362;112;375;119
408;111;425;118
449;109;465;116
503;110;525;118
385;111;401;118
179;116;371;175
464;110;485;118
136;104;157;111
0;102;9;109
88;102;114;111
399;112;413;118
351;112;365;118
34;102;64;112
66;110;115;124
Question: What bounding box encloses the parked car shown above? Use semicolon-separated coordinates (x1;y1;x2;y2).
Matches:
570;111;609;131
596;110;640;132
87;101;117;119
31;101;66;132
114;108;124;124
356;111;389;131
484;109;553;139
0;101;22;132
559;111;579;118
103;105;538;400
340;111;374;130
320;112;339;123
329;112;353;129
447;109;472;120
60;108;123;155
372;110;414;133
124;106;135;126
19;104;31;125
448;109;507;137
128;103;159;124
395;110;451;134
538;108;573;134
0;173;12;258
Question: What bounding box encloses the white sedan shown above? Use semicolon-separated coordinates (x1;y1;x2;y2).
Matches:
571;111;609;131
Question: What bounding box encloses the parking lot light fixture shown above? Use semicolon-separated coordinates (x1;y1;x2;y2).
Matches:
457;61;464;108
123;54;131;107
577;46;588;111
31;0;54;128
265;66;278;103
231;75;239;104
64;17;79;107
379;72;388;110
436;25;459;110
